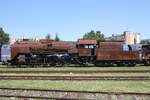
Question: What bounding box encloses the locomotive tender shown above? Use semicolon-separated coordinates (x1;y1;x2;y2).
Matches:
1;39;150;66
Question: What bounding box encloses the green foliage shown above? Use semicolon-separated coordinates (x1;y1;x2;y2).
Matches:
55;34;60;41
45;33;51;39
0;27;10;45
83;30;104;41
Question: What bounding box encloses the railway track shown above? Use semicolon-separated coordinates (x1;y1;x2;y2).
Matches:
0;88;150;100
0;70;150;74
0;75;150;81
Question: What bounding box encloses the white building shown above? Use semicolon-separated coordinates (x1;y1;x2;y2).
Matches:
124;31;141;44
105;31;141;45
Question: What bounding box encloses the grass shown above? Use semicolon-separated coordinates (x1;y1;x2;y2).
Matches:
0;73;150;77
0;80;150;93
0;65;150;71
0;64;150;93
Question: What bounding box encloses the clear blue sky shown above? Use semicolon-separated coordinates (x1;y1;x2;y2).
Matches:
0;0;150;40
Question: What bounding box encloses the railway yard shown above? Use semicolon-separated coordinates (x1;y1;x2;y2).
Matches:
1;36;150;99
1;0;150;99
0;65;150;99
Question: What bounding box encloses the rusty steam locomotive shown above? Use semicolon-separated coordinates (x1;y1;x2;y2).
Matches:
1;39;150;66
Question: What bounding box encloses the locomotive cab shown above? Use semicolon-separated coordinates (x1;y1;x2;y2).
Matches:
76;39;97;64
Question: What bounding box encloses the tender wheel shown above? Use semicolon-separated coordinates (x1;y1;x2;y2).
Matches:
127;61;136;66
144;60;150;66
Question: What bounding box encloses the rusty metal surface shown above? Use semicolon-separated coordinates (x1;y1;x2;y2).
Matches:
99;41;123;45
78;39;97;45
99;42;123;51
11;40;77;60
96;49;139;61
39;39;54;44
68;48;78;54
78;48;92;56
11;41;46;60
52;41;76;50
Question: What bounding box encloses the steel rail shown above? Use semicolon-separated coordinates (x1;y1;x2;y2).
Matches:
0;70;150;73
0;75;150;81
0;87;150;95
0;95;78;100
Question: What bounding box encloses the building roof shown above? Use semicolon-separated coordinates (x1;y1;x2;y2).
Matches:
78;39;97;45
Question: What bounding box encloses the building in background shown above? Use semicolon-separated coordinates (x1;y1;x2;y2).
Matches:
105;31;141;45
10;39;16;45
105;34;125;42
124;31;141;44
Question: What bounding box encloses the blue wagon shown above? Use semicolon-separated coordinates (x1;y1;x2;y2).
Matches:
1;45;11;64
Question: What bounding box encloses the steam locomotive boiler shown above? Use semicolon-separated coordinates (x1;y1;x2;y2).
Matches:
10;39;77;66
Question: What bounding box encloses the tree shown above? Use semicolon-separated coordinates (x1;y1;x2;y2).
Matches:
55;33;60;41
0;27;10;45
83;30;104;41
45;33;51;39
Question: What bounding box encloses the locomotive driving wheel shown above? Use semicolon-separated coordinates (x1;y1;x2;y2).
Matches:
144;60;150;66
144;53;150;66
